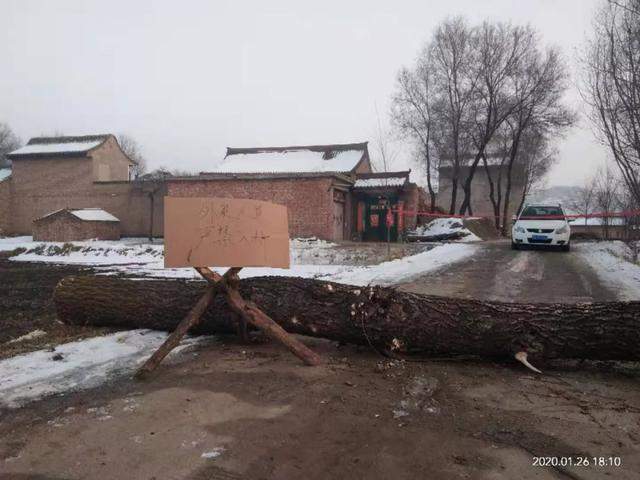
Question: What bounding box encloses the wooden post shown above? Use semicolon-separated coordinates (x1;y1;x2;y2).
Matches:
135;267;240;378
136;284;217;378
197;267;323;366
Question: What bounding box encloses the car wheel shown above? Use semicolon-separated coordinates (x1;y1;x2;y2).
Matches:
561;243;570;252
511;242;519;250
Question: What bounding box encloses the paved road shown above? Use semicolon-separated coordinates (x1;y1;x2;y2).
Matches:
399;240;618;303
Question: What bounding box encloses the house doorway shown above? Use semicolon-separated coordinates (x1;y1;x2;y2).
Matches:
362;196;398;242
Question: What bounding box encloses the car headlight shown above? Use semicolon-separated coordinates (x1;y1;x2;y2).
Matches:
514;226;525;233
556;224;569;234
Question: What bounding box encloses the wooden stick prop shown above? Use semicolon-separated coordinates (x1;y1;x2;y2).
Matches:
135;284;216;378
196;266;248;341
136;267;241;378
197;267;322;366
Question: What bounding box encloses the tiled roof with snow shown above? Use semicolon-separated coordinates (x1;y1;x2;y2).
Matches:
354;177;406;188
0;168;11;182
353;171;409;189
212;143;368;174
8;135;110;159
71;209;120;222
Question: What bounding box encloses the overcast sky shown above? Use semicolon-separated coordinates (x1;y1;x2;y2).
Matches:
1;0;609;187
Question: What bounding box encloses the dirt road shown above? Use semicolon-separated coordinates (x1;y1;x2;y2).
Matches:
399;240;618;303
1;244;639;480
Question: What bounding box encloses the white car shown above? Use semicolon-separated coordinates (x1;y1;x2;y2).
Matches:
511;204;571;251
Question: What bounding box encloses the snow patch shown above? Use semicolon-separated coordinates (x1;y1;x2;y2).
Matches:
329;243;478;286
0;236;32;252
7;329;47;344
201;447;225;459
407;218;481;242
575;241;640;300
0;330;214;408
0;168;11;182
5;238;164;265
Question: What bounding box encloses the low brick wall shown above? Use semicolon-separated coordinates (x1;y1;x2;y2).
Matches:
570;224;639;241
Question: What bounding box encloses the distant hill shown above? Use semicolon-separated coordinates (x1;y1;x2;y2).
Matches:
525;186;583;214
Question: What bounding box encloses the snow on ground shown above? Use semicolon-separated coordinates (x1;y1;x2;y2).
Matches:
7;329;47;344
70;243;478;286
0;236;33;252
407;218;481;242
0;237;164;265
0;236;478;286
575;241;640;300
330;243;477;286
0;330;215;409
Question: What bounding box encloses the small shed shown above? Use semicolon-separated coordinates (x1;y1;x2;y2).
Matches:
33;208;121;242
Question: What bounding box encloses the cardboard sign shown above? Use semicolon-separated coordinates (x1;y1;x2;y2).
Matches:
164;197;290;268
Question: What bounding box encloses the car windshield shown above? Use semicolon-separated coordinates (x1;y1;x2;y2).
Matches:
520;206;565;220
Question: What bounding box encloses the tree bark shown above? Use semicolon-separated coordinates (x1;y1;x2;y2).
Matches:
54;276;640;363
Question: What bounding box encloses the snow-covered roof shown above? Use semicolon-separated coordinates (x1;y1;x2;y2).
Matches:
0;168;11;182
8;135;110;159
354;177;406;188
37;208;120;222
212;143;368;174
71;208;120;222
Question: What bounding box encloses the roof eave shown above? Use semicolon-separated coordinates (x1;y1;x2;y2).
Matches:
7;151;93;160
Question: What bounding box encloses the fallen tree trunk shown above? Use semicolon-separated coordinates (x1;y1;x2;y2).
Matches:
54;275;640;363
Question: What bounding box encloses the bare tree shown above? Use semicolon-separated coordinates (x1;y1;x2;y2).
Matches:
571;176;598;227
117;134;147;178
516;131;558;215
0;123;22;168
497;42;574;233
581;0;640;205
397;18;572;220
463;33;573;231
593;165;622;239
474;121;514;229
458;22;536;215
429;17;478;214
372;105;398;173
391;63;438;211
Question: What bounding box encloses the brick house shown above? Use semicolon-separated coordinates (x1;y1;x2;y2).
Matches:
1;137;421;242
33;208;121;241
4;135;165;237
168;142;421;241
